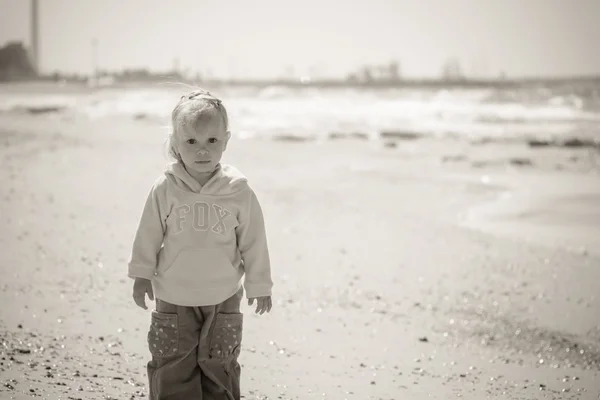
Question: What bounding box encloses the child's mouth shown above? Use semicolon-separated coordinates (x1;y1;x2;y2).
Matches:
195;160;211;164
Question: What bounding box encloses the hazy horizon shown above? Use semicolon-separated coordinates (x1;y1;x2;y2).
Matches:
1;0;599;80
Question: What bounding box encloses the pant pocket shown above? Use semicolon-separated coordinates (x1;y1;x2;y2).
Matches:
209;313;243;360
148;311;179;358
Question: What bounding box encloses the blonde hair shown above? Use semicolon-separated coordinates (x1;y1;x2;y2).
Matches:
166;88;229;161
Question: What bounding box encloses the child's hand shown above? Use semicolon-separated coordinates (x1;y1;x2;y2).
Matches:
133;277;154;310
248;296;272;315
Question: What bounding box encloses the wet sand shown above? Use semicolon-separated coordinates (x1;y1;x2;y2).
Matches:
1;112;599;399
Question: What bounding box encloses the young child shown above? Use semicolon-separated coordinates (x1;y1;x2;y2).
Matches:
128;89;273;400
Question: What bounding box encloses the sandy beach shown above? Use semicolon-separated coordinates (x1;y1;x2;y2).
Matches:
1;92;600;399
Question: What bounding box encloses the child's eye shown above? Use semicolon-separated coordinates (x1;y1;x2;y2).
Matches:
186;139;197;144
208;138;218;144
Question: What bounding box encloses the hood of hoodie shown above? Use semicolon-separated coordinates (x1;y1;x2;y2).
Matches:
165;162;248;195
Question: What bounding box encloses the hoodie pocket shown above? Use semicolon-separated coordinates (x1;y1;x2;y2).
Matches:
162;248;237;284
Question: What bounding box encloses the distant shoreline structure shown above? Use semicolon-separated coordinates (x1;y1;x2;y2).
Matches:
2;38;599;89
3;74;600;90
203;75;600;89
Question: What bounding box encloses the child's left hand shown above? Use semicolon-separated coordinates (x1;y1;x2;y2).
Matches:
248;296;272;315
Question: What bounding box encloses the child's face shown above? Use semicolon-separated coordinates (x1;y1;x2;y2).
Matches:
176;115;229;174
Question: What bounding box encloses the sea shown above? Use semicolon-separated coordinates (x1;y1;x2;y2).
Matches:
1;80;599;145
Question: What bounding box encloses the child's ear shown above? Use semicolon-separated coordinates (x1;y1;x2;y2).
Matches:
223;131;231;150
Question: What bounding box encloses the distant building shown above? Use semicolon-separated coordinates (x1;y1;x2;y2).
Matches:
0;42;36;81
388;61;401;81
441;58;464;81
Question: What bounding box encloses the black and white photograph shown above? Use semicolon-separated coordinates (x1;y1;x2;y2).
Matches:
1;0;599;399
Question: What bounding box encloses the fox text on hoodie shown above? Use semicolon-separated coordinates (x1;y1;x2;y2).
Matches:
128;163;273;306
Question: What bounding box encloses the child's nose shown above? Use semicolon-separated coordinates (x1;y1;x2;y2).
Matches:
196;149;209;156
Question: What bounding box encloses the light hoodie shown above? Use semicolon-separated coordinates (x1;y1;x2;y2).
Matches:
128;162;273;306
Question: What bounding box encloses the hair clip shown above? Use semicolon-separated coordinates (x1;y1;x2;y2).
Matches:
185;90;221;104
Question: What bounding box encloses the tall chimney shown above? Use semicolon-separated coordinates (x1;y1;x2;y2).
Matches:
31;0;39;74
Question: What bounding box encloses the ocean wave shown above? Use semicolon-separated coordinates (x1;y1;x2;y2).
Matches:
1;83;599;144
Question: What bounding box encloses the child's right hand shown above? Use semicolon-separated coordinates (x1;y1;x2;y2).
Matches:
132;277;154;310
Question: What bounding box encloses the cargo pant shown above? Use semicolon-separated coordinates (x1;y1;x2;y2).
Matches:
147;287;244;400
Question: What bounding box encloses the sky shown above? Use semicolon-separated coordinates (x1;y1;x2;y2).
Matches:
1;0;599;79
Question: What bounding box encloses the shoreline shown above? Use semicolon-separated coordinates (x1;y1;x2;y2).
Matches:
462;172;600;256
1;81;600;154
3;73;600;89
